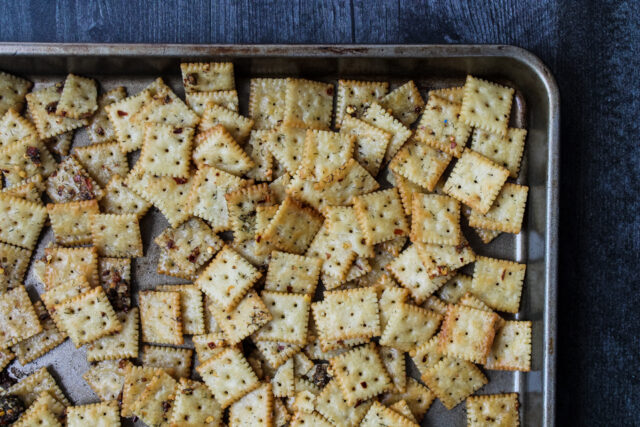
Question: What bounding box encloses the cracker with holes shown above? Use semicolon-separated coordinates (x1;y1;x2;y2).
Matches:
41;277;91;329
283;78;334;130
56;74;97;119
254;291;311;345
261;196;323;254
438;304;499;364
44;246;98;289
229;382;274;426
410;336;444;376
0;242;30;289
85;308;139;362
249;78;288;129
0;108;38;146
98;257;131;312
139;123;194;178
199;104;254;143
265;125;307;175
389;138;451;191
197;347;260;408
170;378;223;426
380;377;435;422
196;246;261;311
187;90;239;116
415;95;472;157
353;188;409;245
74;141;129;187
210;290;271;344
315;380;372;426
335;79;388;126
271;357;294;397
45;156;104;203
468;182;528;234
134;87;199;129
466;393;520;427
0;72;31;115
361;102;412;164
378;284;409;331
130;371;179;426
471;127;527;179
410;193;462;245
26;83;88;139
6;366;69;407
485;320;531;372
44;130;73;156
254;340;302;369
390;399;418;423
0;139;57;187
142;344;193;378
264;251;321;295
380;80;425;126
292;390;315;414
186;165;250;231
290;411;333;427
422;357;487;410
226;183;274;242
329;343;391;405
269;173;290;205
416;240;475;279
156;246;196;280
0;286;42;349
355;244;396;287
87;86;126;144
139;290;184;345
90;213;143;257
12;301;66;365
2;173;45;203
13;391;64;427
360;401;419;427
66;401;119;427
243;129;275;181
120;365;162;417
253;203;279;255
443;149;509;214
157;284;205;335
379;345;407;393
430;86;465;104
437;273;473;303
105;90;152;152
47;200;99;246
380;303;442;352
192;332;227;363
306;222;358;283
82;359;128;401
181;62;235;92
340;115;391;176
312;287;380;343
461;75;514;136
299;129;355;179
100;174;152;217
230;238;271;268
471;256;526;313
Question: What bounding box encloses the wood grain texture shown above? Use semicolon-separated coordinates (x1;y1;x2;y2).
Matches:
0;0;638;425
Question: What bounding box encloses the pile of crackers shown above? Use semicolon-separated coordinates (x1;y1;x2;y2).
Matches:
0;63;530;426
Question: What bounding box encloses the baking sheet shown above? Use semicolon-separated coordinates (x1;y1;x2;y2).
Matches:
0;44;559;426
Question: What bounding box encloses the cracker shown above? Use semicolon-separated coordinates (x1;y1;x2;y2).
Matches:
41;277;91;329
0;72;31;115
249;78;288;129
379;345;406;393
378;235;407;258
44;130;73;156
6;367;69;407
254;291;311;345
389;399;418;423
0;138;57;186
26;83;87;139
466;393;520;427
437;273;473;303
473;226;501;244
90;213;143;257
131;371;179;426
460;75;514;136
265;251;321;296
389;138;451;191
196;246;261;311
471;256;526;313
340;115;390;176
353;188;408;245
186;165;250;231
324;205;373;258
2;173;45;204
0;285;42;349
47;200;99;246
292;389;315;414
85;308;139;362
197;347;260;408
186;90;239;117
409;336;445;376
74;141;129;187
485;320;531;371
99;174;152;217
360;401;419;427
199;104;254;143
312;287;380;342
226;183;274;242
139;290;183;345
0;242;30;290
290;411;333;427
0;348;14;371
378;284;409;332
379;377;435;421
230;238;271;268
120;364;162;417
361;102;411;164
283;78;334;130
229;382;274;426
261;197;323;255
157;284;205;335
386;244;452;303
86;86;127;143
133;86;199;128
380;80;425;126
299;129;355;179
314;380;372;426
139;123;194;178
271;357;295;398
181;62;234;92
415;95;472;157
45;156;104;203
55;75;97;120
380;303;442;352
0;108;38;147
98;257;132;312
254;340;302;370
438;304;499;364
265;125;307;175
329;343;391;405
82;359;128;401
210;290;271;344
343;257;372;282
192;332;227;364
13;391;64;427
410;193;461;245
470;127;527;179
243;129;275;181
254;204;280;256
170;378;223;426
335;80;388;127
306;222;358;283
429;86;465;104
105;90;152;152
417;241;474;282
352;245;394;288
43;246;98;289
468;183;528;234
11;301;65;365
141;344;193;379
422;357;487;410
66;401;119;427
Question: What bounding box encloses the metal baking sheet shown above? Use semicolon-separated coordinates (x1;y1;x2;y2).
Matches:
0;44;559;426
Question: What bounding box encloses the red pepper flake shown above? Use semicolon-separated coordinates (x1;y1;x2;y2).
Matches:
207;342;217;349
45;102;58;114
188;247;200;263
450;141;457;149
256;235;262;243
185;73;198;86
26;146;41;166
163;95;172;104
116;110;128;117
166;240;175;250
393;229;404;235
173;177;188;184
96;126;105;136
277;344;285;351
501;269;506;280
173;127;183;134
118;359;128;369
326;87;334;96
162;401;171;413
414;106;422;113
286;285;293;293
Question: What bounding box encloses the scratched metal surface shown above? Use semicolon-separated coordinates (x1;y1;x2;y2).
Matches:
0;44;558;426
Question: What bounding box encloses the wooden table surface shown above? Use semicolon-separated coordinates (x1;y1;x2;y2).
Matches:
1;0;639;425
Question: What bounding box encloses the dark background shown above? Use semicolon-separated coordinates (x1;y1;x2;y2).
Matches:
1;0;638;424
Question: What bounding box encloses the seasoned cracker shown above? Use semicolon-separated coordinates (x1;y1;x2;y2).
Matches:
82;359;128;401
199;104;254;143
315;380;372;426
380;377;435;421
471;127;527;178
98;257;131;312
142;344;193;378
6;366;69;407
422;357;487;410
292;389;316;414
361;102;412;164
0;348;14;371
0;72;31;115
0;242;31;289
55;74;97;120
243;129;275;181
170;378;223;426
324;205;373;258
353;188;409;245
415;95;472;157
378;284;409;332
438;304;499;364
230;238;271;268
254;340;302;370
130;371;179;426
47;200;99;246
87;86;127;144
409;336;445;376
429;86;465;104
340;115;391;176
389;138;451;191
271;357;295;398
264;251;322;296
85;308;139;362
13;391;64;427
460;75;514;136
417;241;475;280
380;303;442;352
249;78;288;129
306;222;358;283
105;90;152;152
299;129;355;179
139;122;194;178
229;382;274;426
12;301;66;365
192;332;227;363
380;345;407;393
43;246;98;289
471;256;526;313
360;401;419;427
261;197;323;255
410;193;462;245
139;290;184;345
181;62;235;92
1;173;45;204
44;130;73;156
468;183;528;234
290;411;333;427
209;290;271;344
226;183;274;242
99;174;152;217
437;273;473;303
66;401;120;427
389;399;418;423
74;141;129;187
378;234;408;257
254;291;311;345
380;80;425;126
26;83;87;139
41;277;91;329
283;78;334;130
467;393;520;427
120;364;162;417
312;287;380;342
186;90;239;116
254;203;280;256
196;347;260;408
0;138;57;186
45;156;104;203
157;284;205;335
485;320;531;371
133;85;199;128
90;213;143;257
335;79;388;126
0;285;42;349
355;245;396;288
0;108;38;147
265;125;307;175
